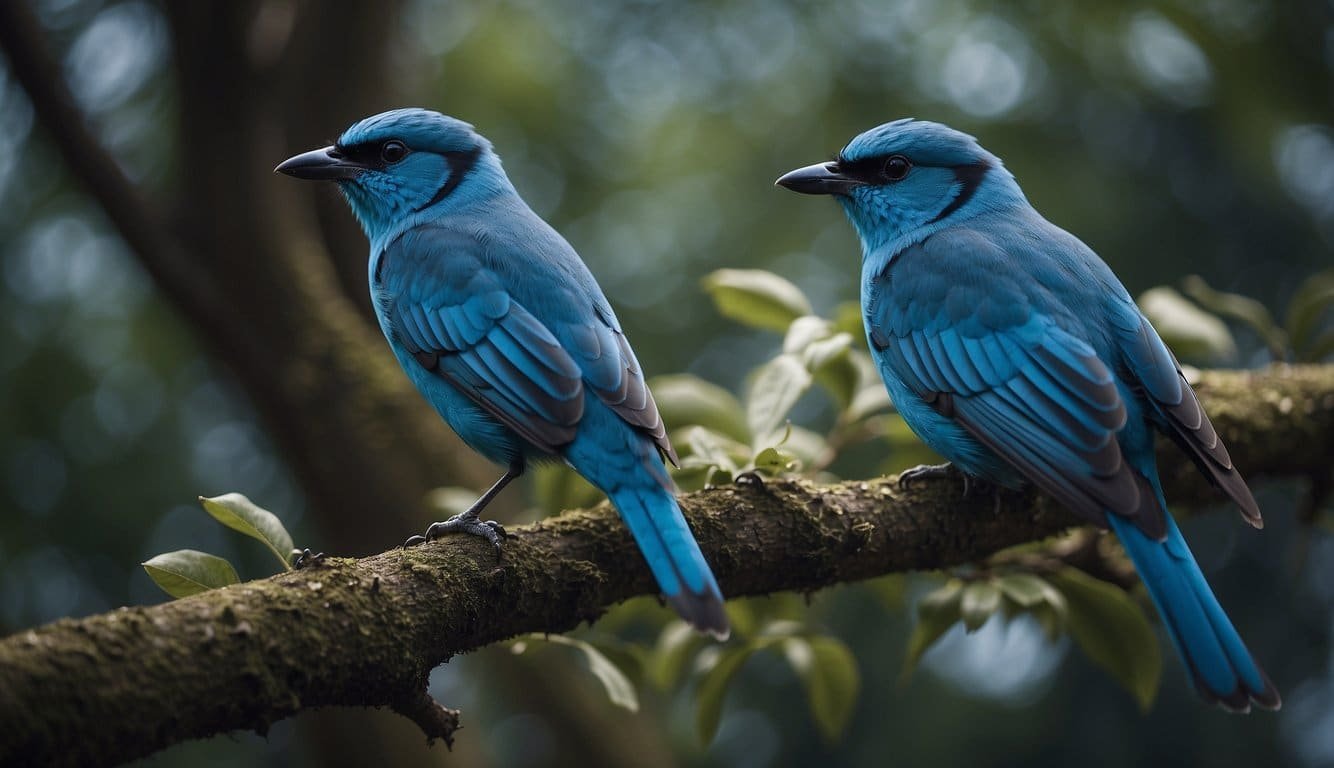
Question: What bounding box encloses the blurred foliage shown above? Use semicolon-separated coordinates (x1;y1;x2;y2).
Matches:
3;0;1334;766
1142;268;1334;365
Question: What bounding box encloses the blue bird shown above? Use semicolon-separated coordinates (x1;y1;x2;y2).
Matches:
777;119;1278;710
277;108;728;637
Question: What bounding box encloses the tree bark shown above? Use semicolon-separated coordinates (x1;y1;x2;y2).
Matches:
0;365;1329;768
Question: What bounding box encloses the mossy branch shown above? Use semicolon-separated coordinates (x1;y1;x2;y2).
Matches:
1;365;1331;767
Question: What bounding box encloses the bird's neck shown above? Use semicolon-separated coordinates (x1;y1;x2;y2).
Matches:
845;180;1028;272
351;170;518;255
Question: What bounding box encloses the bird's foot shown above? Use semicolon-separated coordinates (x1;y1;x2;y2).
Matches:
897;462;1000;504
896;462;958;489
292;548;325;569
403;511;506;553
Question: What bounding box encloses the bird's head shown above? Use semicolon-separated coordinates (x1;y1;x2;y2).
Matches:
776;119;1025;252
276;108;512;244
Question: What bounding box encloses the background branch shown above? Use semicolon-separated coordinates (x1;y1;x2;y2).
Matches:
1;365;1329;768
0;0;494;554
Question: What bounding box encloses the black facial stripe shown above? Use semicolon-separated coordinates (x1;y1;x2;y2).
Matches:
927;161;990;224
835;154;891;185
418;146;481;211
332;141;388;170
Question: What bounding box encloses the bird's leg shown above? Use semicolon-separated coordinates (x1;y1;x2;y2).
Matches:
403;461;524;552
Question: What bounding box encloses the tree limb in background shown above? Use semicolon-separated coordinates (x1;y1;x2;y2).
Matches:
0;0;495;553
1;366;1329;768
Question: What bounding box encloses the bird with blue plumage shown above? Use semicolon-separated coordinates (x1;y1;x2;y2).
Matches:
777;118;1278;711
277;108;728;638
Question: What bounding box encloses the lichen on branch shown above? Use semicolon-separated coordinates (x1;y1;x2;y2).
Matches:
0;364;1331;767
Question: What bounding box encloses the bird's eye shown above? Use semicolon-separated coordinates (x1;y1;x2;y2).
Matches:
380;140;408;164
882;155;911;182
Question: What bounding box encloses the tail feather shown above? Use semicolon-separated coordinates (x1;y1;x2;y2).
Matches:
1108;511;1279;711
611;484;730;639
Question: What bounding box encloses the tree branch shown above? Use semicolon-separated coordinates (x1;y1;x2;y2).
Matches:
1;366;1330;767
0;0;235;356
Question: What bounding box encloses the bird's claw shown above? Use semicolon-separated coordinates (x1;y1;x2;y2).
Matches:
404;513;506;553
897;462;957;489
292;548;325;569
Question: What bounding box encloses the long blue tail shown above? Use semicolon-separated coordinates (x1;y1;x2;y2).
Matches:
566;404;729;638
1106;510;1279;711
608;483;729;638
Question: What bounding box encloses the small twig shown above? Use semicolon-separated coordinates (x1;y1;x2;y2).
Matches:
391;688;461;749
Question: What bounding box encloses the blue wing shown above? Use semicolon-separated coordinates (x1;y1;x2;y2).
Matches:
868;232;1167;535
556;303;678;465
379;226;675;461
1109;304;1261;526
380;228;584;452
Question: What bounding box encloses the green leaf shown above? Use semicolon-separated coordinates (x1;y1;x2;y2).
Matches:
1030;599;1067;641
648;621;701;690
803;333;853;372
696;643;760;745
199;493;294;572
997;572;1065;610
723;599;760;640
783;636;860;743
142;550;240;598
706;466;734;487
518;634;640;712
753;446;799;475
647;373;750;442
813;349;861;409
782;316;834;356
702;269;814;332
998;573;1068;639
1137;286;1237;363
848;384;894;424
1180;275;1286;360
1304;330;1334;362
781;316;853;373
1048;567;1162;711
960;580;1001;632
864;574;908;611
902;579;964;678
683;426;747;473
746;354;813;445
831;300;867;345
1284;269;1334;360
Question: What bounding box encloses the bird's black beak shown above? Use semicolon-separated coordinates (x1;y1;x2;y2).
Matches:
275;146;365;181
775;162;864;196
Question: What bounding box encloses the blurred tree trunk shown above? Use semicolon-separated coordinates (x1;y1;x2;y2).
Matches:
158;0;496;553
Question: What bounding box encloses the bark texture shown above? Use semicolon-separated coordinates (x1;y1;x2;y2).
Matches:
0;366;1330;768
